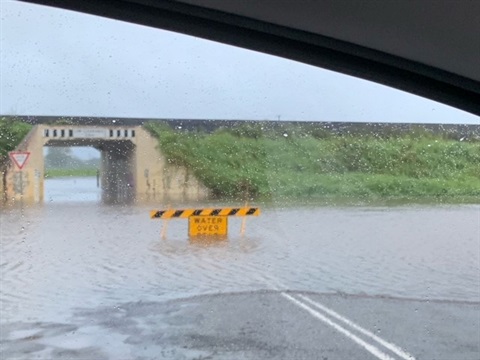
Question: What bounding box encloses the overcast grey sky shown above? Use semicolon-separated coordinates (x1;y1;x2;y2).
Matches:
1;0;479;124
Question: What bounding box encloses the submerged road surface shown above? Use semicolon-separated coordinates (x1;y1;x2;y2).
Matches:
1;177;479;359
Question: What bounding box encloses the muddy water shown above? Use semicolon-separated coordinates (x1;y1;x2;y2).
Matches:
1;177;479;326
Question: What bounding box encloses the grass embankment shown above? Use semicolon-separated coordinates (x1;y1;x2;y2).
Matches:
44;168;98;178
145;122;480;201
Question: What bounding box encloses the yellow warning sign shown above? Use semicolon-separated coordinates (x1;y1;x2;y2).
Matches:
189;216;228;236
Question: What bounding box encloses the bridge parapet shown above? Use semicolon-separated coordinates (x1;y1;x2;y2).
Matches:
42;126;137;141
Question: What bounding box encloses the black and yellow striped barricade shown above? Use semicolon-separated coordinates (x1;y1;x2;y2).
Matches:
150;207;260;237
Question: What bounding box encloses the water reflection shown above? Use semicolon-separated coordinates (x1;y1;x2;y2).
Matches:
44;176;100;203
44;176;136;205
189;236;228;247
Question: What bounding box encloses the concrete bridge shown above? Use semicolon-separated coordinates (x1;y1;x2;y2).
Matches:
1;124;208;204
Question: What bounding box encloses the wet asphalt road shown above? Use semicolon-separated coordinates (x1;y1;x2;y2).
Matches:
2;290;479;360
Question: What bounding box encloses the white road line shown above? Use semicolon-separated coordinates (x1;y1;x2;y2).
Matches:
298;294;415;360
260;275;415;360
281;292;397;360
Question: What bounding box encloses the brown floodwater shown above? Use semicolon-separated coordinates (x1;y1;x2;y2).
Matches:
1;177;479;326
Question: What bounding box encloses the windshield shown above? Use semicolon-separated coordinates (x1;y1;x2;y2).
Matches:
1;2;479;360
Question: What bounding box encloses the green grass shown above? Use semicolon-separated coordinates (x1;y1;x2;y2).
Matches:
0;118;32;170
145;122;480;200
44;168;98;178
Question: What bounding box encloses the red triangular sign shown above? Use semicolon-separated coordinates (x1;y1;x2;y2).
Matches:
9;151;30;170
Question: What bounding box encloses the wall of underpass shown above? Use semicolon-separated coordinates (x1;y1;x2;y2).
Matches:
3;125;45;204
134;127;209;203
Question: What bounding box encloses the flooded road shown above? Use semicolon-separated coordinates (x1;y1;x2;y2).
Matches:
1;177;479;359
